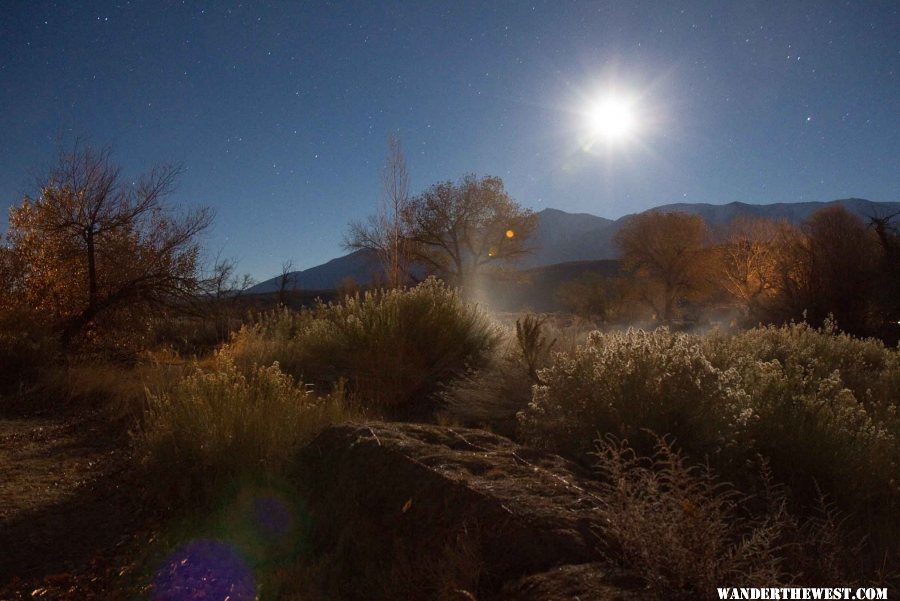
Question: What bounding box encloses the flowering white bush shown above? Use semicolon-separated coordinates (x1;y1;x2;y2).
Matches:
519;322;900;545
705;321;900;534
705;319;900;433
519;327;750;460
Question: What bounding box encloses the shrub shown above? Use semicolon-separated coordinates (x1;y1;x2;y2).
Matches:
593;436;790;599
519;327;750;461
514;314;556;383
44;360;186;427
593;436;877;599
139;353;348;504
226;278;499;415
706;319;900;433
148;312;244;357
518;322;900;554
441;314;580;436
0;329;59;396
704;321;900;539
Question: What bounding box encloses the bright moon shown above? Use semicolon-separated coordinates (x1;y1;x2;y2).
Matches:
585;95;637;141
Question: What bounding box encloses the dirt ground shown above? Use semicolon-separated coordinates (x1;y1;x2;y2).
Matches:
0;411;151;600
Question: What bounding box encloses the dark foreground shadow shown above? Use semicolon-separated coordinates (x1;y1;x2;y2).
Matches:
0;413;149;599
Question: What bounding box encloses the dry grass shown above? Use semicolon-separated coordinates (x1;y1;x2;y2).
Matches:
226;279;500;416
593;435;791;599
440;313;594;435
138;353;350;505
592;435;888;600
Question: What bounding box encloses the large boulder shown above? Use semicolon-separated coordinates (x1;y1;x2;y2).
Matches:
294;421;649;600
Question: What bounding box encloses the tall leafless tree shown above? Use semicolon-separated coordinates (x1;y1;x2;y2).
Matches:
201;252;254;301
345;134;413;288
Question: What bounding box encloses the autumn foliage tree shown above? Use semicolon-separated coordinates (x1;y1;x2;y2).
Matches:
716;216;784;321
403;174;537;288
614;211;714;323
4;144;212;348
869;212;900;339
767;206;882;335
710;206;895;339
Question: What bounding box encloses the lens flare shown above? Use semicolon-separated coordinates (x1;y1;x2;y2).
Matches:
253;494;293;537
153;539;255;601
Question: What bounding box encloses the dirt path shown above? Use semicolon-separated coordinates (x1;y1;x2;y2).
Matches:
0;412;149;600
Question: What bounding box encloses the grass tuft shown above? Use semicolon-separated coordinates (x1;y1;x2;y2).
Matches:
139;352;348;505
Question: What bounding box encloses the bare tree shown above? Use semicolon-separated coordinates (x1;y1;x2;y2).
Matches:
345;134;412;288
5;142;212;346
277;259;295;306
195;253;255;343
201;252;254;301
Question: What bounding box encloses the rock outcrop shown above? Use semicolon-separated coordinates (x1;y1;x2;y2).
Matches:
294;421;649;600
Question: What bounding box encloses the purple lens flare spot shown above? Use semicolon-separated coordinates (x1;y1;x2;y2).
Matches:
153;538;256;601
253;494;293;537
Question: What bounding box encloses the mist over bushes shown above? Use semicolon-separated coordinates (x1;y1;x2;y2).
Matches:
553;206;900;345
225;278;500;416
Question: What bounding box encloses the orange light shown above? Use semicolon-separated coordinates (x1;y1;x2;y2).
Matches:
505;229;515;238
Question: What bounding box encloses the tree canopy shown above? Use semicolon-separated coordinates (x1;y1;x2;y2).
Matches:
614;211;713;323
347;172;537;290
3;143;212;347
403;174;537;287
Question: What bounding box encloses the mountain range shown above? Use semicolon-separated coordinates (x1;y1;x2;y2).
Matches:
248;198;900;294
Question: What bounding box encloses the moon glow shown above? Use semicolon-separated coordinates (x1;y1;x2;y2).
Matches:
585;95;637;141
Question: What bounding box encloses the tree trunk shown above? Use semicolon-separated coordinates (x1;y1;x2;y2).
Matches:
85;228;98;312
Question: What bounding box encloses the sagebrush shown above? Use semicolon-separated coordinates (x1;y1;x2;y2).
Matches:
519;321;900;560
226;278;499;415
139;353;348;504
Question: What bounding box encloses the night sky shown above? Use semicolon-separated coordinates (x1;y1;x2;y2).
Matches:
1;1;898;279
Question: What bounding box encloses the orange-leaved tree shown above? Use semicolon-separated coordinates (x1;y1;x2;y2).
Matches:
4;143;212;348
614;211;714;323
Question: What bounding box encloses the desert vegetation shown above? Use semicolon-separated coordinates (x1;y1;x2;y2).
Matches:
1;143;898;600
441;317;899;596
556;205;900;345
225;278;499;415
139;354;349;506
